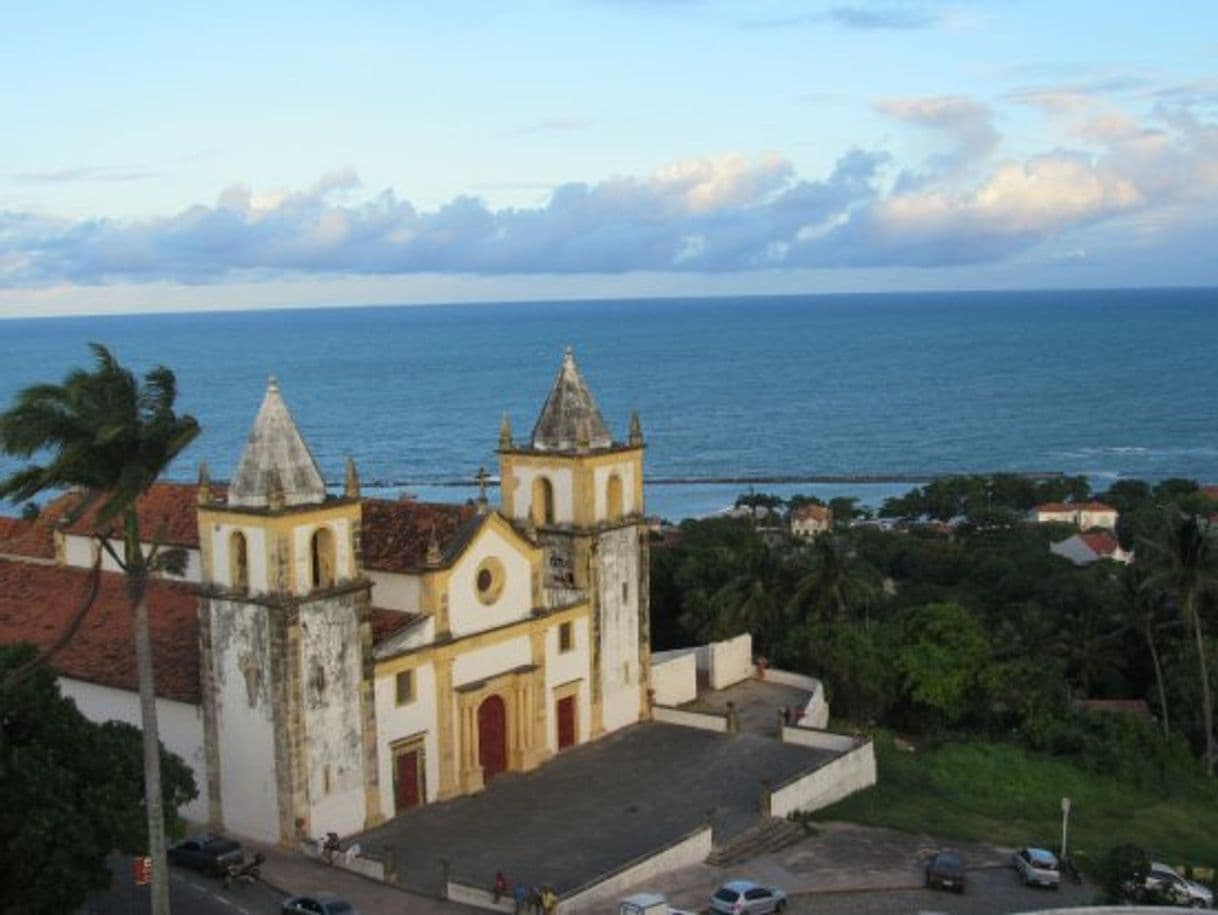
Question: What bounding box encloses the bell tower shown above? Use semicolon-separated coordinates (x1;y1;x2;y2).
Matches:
197;378;380;844
498;348;650;736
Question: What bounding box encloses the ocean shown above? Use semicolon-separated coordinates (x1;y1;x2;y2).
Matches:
1;288;1216;520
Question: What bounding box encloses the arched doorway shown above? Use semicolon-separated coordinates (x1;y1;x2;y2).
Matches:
477;694;508;781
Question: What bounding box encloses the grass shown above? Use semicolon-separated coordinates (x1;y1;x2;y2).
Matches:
817;732;1218;875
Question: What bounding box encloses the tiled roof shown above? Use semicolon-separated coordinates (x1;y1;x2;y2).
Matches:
369;607;424;644
1034;501;1116;514
0;516;55;559
1079;531;1120;556
47;482;207;547
360;499;477;573
791;504;832;522
0;558;199;703
1201;485;1218;502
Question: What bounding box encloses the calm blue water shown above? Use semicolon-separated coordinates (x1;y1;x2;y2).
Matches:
1;288;1215;519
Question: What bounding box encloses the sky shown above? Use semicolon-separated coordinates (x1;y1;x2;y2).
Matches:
1;0;1216;317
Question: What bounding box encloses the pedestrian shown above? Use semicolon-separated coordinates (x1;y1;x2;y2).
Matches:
494;871;509;903
541;884;557;915
528;885;542;915
512;882;527;915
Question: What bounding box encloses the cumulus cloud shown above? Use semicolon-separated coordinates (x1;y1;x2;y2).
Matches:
2;101;1216;287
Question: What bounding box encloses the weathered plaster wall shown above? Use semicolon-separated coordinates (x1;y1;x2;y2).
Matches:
367;570;421;614
374;661;439;815
452;636;532;688
298;597;367;837
448;528;534;638
209;599;280;842
544;617;591;748
59;677;210;824
506;465;574;524
290;518;354;595
210;524;269;592
597;526;642;733
592;460;637;519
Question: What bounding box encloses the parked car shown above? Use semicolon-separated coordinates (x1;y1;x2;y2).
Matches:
709;880;788;915
167;833;244;877
281;893;359;915
925;850;966;893
1013;847;1060;889
1145;862;1214;908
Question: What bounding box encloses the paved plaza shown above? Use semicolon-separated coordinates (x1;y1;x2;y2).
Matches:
356;720;836;897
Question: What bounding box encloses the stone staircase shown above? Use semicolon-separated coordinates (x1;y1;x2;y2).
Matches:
706;817;808;868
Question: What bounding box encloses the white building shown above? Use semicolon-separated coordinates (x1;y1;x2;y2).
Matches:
0;350;651;845
1030;501;1118;531
790;504;833;538
1050;531;1133;566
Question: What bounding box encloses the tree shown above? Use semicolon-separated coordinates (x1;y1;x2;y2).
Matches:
1118;564;1173;737
789;533;880;625
1140;510;1218;774
0;345;200;913
0;645;196;914
895;602;990;728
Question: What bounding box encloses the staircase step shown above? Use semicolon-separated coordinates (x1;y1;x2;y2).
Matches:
706;818;808;867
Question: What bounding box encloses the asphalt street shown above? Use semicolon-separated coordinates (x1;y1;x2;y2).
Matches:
82;857;285;915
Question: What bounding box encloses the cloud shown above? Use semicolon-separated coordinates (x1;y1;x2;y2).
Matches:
511;117;593;136
743;4;941;30
876;95;1000;160
10;165;158;184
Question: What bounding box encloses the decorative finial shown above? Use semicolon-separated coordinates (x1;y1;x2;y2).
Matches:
426;522;442;566
475;467;490;512
499;413;513;451
267;468;285;511
344;456;361;499
196;462;212;505
629;411;643;447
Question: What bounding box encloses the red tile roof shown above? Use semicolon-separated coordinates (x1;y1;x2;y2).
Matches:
369;607;425;644
1201;485;1218;503
0;516;55;560
1079;531;1120;556
1034;501;1116;514
791;504;832;522
0;558;199;703
360;499;476;573
47;482;208;547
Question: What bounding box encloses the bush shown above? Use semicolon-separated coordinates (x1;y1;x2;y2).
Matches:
1096;844;1149;903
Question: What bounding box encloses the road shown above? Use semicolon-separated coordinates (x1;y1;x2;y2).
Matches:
83;857;284;915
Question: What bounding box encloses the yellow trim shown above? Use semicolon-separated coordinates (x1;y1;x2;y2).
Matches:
498;447;644;527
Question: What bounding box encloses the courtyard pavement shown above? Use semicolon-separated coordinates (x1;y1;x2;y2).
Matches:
681;677;814;737
355;720;836;897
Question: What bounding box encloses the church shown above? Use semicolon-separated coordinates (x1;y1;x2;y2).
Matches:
0;349;652;845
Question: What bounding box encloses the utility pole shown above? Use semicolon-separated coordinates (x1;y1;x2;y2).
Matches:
1060;796;1071;861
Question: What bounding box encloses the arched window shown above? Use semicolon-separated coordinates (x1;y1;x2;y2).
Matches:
606;474;623;522
311;527;335;589
531;477;555;525
229;531;248;593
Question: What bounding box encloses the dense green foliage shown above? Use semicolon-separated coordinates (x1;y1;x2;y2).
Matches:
0;645;196;915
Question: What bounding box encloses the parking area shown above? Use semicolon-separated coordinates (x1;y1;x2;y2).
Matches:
355;721;836;897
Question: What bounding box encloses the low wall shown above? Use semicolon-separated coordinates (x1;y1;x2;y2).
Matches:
767;739;876;818
299;839;386;881
651;651;697;706
781;726;857;752
762;668;828;728
652;705;728;733
446;882;515;913
556;825;713;914
707;633;753;689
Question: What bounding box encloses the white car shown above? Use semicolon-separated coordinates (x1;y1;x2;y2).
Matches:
1146;862;1214;908
1013;847;1060;889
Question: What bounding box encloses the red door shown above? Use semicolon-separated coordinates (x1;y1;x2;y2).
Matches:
395;749;422;811
478;695;507;781
557;695;576;750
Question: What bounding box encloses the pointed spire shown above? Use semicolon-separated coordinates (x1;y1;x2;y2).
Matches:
530;347;613;451
196;462;212;505
499;413;513;451
475;466;490;513
344;456;361;499
229;377;327;509
629;411;644;447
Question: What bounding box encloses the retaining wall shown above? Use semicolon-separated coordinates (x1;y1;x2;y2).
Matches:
652;705;728;733
780;726;857;752
651;651;697;706
762;668;828;728
445;882;515;912
299;839;386;881
767;739;876;818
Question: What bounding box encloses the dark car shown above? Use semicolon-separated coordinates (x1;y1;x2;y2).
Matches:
281;893;359;915
167;833;244;877
925;851;966;893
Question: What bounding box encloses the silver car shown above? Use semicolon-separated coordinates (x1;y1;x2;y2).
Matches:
709;880;788;915
1013;847;1060;888
1146;862;1214;908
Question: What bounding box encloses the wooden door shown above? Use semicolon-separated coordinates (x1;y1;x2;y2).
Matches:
557;695;576;750
478;695;507;780
395;748;423;811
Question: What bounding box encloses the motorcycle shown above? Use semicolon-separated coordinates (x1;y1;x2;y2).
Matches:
222;852;265;889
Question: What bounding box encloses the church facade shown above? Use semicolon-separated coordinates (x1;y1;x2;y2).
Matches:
0;350;651;845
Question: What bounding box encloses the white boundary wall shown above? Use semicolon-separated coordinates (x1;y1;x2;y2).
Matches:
556;825;713;915
763;668;829;728
694;633;753;690
299;838;385;881
781;726;856;752
768;739;876;818
445;883;515;912
650;651;697;706
652;705;728;733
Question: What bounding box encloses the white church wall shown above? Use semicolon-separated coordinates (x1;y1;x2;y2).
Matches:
593;460;637;518
544;617;591;747
448;527;534;638
59;677;210;824
211;524;269;592
508;465;575;524
367;570;421;614
210;600;280;843
291;518;354;596
597;526;642;733
64;533;202;583
374;661;439;815
452;636;532;688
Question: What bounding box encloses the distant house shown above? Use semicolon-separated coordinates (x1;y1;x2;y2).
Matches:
790;504;833;538
1031;501;1118;530
1051;530;1133;566
1201;484;1218;504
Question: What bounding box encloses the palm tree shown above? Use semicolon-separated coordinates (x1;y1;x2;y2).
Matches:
0;344;200;914
707;542;788;653
788;533;880;626
1120;564;1172;737
1140;509;1218;775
